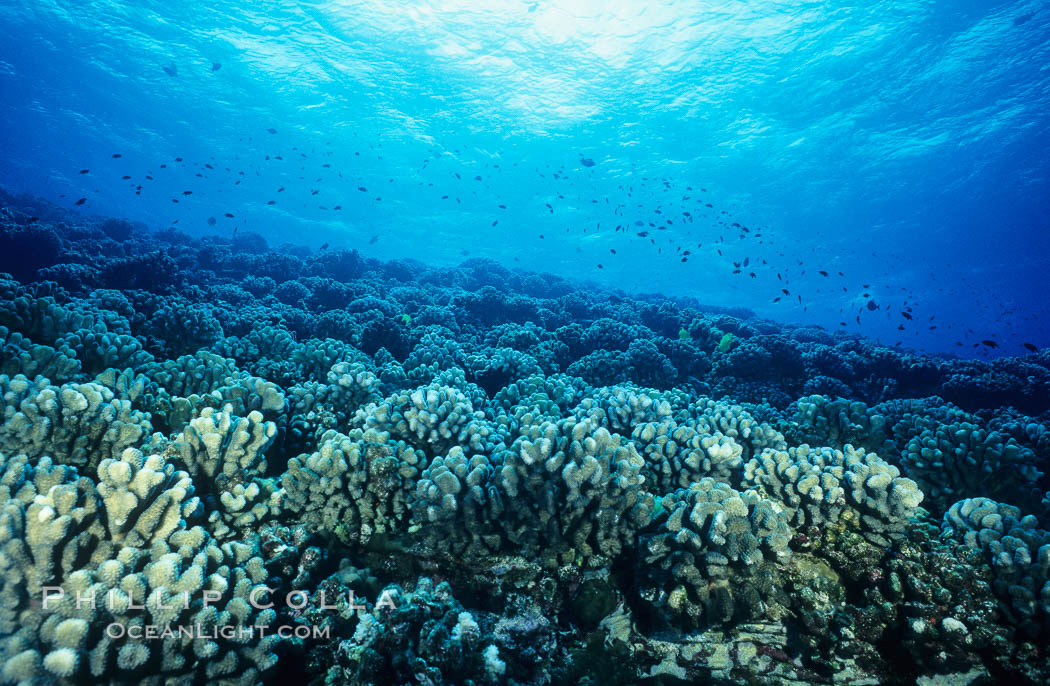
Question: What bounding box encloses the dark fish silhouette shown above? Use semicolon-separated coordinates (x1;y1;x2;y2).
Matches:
212;62;222;71
981;340;999;348
79;169;90;174
112;153;121;158
224;212;234;218
74;198;86;205
162;63;178;77
866;300;878;311
580;158;595;167
369;235;378;244
1023;342;1038;352
267;128;277;134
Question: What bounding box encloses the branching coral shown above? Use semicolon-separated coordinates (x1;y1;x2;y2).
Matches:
743;444;924;546
637;478;791;628
0;374;152;472
0;449;279;684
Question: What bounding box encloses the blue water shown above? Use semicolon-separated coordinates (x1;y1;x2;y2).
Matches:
1;0;1048;358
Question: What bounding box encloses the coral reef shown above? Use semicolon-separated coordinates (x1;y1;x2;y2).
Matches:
1;196;1049;684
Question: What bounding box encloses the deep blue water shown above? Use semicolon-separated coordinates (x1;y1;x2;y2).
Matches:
1;0;1048;358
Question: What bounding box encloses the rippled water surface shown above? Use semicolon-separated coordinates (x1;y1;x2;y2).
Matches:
1;0;1048;356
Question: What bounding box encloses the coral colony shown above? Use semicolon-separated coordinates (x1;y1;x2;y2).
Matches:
1;194;1049;684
